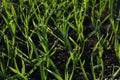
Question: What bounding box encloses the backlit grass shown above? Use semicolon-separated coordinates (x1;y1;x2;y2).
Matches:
0;0;120;80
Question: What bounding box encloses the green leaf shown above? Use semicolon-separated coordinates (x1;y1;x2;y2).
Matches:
11;5;17;19
46;68;63;80
9;67;27;80
21;57;25;75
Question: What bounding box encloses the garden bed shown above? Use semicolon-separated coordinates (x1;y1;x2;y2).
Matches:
0;0;120;80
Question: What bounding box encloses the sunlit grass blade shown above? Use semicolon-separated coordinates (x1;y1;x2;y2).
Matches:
9;67;27;80
26;59;43;77
80;59;89;80
47;27;64;44
21;56;25;75
110;67;120;80
46;68;63;80
91;54;96;80
45;58;63;80
65;57;71;80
